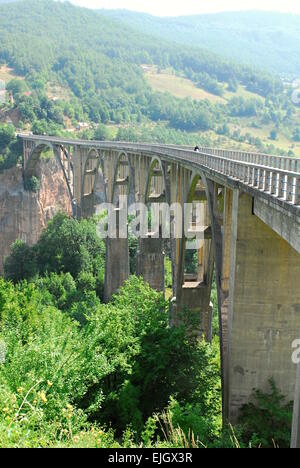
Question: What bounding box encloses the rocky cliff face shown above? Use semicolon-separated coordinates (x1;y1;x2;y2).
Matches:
0;159;72;275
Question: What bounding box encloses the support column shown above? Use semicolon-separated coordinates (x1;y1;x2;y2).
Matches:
220;188;234;364
104;153;130;302
104;236;130;303
72;145;83;220
137;238;165;293
204;178;233;420
177;286;214;341
173;176;214;341
226;191;300;422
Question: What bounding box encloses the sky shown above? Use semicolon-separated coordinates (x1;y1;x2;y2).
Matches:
69;0;300;17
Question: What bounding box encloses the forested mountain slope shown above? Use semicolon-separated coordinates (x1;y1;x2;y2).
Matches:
102;10;300;77
0;0;299;163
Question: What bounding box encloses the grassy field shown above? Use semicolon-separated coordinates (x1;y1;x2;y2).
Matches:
230;119;300;156
142;65;264;104
224;84;265;102
46;82;71;102
142;65;226;103
0;65;21;83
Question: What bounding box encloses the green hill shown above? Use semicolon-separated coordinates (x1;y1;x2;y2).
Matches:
101;10;300;77
0;0;299;161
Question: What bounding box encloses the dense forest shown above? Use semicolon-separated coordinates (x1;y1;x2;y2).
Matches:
102;10;300;76
1;0;300;174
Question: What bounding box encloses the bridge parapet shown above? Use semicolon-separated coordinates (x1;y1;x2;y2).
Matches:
198;146;300;172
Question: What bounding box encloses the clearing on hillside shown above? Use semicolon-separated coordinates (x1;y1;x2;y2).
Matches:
142;65;226;103
46;82;71;102
0;65;23;83
142;65;264;105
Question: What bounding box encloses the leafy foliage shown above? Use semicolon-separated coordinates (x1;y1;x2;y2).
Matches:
238;379;293;448
0;124;22;172
24;175;40;192
1;213;295;448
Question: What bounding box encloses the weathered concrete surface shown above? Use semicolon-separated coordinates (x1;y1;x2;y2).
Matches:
104;237;129;302
227;192;300;422
254;197;300;254
137;238;165;293
0;160;71;274
291;341;300;448
172;283;213;342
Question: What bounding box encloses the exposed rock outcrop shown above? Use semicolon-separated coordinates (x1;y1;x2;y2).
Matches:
0;159;72;275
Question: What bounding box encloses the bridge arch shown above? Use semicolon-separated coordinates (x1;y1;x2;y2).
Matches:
172;170;215;341
81;148;102;198
145;156;169;205
24;141;75;212
81;148;106;218
111;151;132;205
24;142;56;179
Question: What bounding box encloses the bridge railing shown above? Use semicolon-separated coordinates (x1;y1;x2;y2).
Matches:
197;147;300;173
143;145;300;206
203;155;300;206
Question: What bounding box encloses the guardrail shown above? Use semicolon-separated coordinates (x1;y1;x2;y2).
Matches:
149;145;300;207
197;147;300;172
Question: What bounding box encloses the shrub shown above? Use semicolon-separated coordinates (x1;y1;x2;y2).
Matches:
238;379;293;448
24;176;40;192
4;240;38;283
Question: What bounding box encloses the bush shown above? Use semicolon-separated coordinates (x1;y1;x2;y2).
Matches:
24;176;40;192
269;129;278;141
0;125;22;172
238;379;293;448
0;278;112;446
4;240;38;283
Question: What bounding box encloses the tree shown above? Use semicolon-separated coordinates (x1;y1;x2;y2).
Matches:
3;214;106;291
6;78;27;97
0;124;15;152
4;240;37;282
35;213;105;280
269;129;278;141
93;124;112;141
293;127;300;142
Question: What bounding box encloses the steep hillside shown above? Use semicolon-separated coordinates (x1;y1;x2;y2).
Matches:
102;10;300;77
0;158;72;274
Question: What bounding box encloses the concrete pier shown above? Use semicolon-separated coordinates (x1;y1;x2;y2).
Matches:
104;237;130;302
137;238;165;292
226;192;300;422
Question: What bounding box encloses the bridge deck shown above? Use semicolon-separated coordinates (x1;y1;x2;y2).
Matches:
19;134;300;214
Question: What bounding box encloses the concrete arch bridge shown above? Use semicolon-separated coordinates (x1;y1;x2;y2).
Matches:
20;135;300;444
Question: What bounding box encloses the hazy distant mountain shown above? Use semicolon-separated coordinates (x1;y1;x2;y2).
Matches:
101;10;300;77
